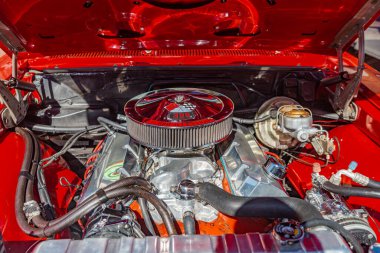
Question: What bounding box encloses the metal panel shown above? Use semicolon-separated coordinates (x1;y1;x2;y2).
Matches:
33;231;351;253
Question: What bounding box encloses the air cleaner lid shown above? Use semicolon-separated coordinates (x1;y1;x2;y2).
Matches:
124;88;234;149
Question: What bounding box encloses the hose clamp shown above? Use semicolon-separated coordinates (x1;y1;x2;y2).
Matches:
313;175;328;189
352;173;370;186
23;200;41;223
171;180;196;200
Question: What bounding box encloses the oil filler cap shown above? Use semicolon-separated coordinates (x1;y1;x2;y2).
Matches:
273;221;304;245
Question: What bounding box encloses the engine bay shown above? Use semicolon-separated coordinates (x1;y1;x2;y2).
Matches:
4;67;380;253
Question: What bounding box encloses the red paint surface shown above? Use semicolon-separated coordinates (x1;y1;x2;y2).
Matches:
0;0;371;55
22;50;331;69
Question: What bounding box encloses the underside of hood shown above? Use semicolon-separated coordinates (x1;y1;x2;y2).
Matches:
0;0;379;56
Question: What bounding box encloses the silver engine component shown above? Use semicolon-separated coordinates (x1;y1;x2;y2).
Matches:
84;207;143;239
254;96;300;150
254;96;335;156
306;166;377;246
78;123;288;225
221;124;287;197
145;124;288;223
78;90;290;226
75;89;376;250
276;104;316;143
146;150;223;223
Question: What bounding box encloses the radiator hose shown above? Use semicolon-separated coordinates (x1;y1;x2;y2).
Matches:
196;182;322;222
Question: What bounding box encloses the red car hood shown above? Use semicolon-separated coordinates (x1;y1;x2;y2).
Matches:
0;0;378;56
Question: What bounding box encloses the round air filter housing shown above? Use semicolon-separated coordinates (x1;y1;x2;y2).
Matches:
124;88;234;149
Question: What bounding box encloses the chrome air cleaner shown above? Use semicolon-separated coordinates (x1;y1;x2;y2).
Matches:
124;88;234;149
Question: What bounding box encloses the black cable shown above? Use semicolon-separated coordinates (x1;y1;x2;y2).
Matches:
323;181;380;199
303;219;363;253
39;126;104;168
232;114;271;124
282;151;329;168
97;117;128;133
33;126;106;214
15;128;36;232
23;121;103;134
13;133;176;237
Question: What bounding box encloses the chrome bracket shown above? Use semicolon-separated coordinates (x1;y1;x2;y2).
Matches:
330;29;365;120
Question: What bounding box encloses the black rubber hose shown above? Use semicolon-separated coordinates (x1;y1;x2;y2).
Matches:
138;198;156;236
104;177;152;192
48;177;152;227
367;178;380;189
13;132;172;237
15;143;167;237
196;182;322;222
17;185;175;237
303;219;363;253
24;129;55;227
323;181;380;199
106;187;176;236
23;128;39;202
15;127;50;234
97;117;128;133
44;187;177;237
183;211;196;235
15;128;52;228
232;114;271;124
